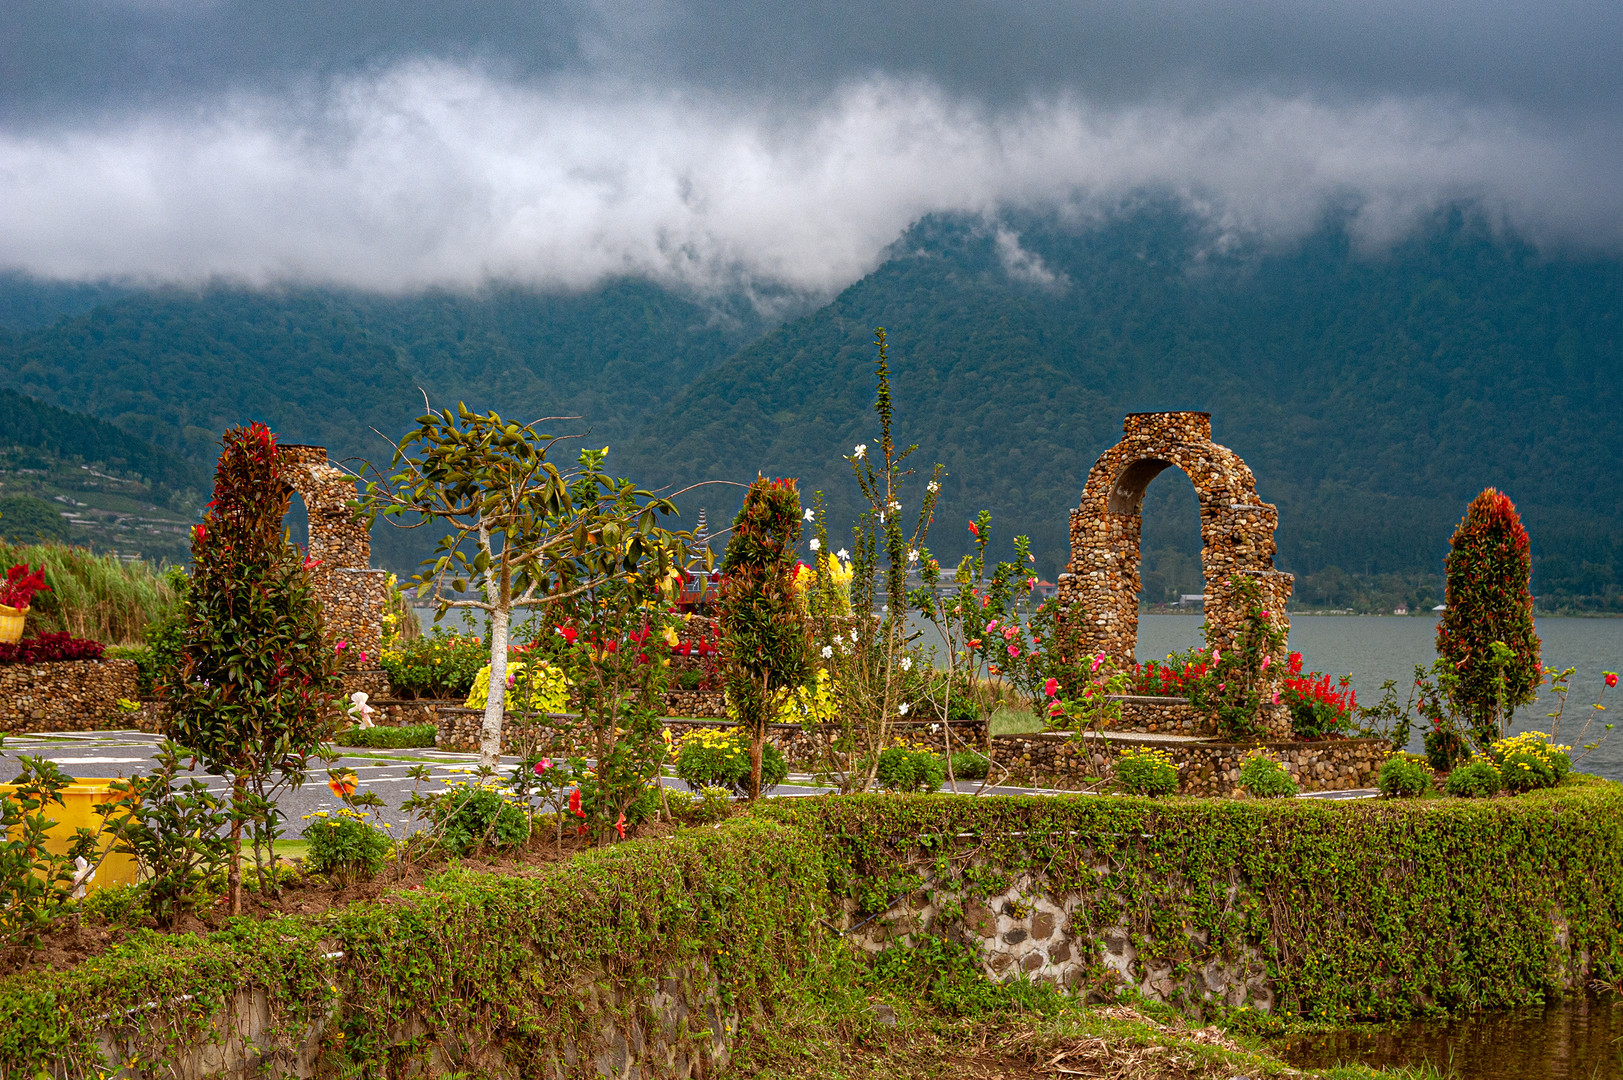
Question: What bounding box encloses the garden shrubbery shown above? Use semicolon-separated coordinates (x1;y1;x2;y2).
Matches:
874;742;946;793
1444;757;1503;798
1115;746;1179;796
1237;748;1298;798
672;727;789;795
301;808;392;887
333;723;437;749
1378;751;1434;797
379;628;489;698
1489;731;1570;793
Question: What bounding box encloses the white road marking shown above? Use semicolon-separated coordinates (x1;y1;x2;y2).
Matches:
46;756;148;765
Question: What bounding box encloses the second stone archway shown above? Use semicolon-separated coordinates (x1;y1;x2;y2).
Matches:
1055;412;1294;685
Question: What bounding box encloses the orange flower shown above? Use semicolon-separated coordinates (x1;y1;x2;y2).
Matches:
328;771;358;799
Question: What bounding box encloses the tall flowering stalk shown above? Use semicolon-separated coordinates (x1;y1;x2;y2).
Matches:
805;329;944;792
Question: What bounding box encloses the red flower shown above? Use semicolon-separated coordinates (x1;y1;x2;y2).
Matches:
557;625;579;644
967;521;979;537
1608;673;1619;689
569;788;585;818
614;812;627;839
1044;677;1059;698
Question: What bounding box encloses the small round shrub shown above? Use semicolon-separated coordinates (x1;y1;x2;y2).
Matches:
672;727;788;795
876;744;947;793
689;786;734;824
1444;757;1502;798
1489;731;1571;793
426;781;530;856
1237;748;1298;799
949;750;990;780
1115;746;1179;797
301;808;392;886
1377;751;1434;798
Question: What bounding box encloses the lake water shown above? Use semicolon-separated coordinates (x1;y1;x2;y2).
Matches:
1138;613;1623;782
1276;992;1623;1079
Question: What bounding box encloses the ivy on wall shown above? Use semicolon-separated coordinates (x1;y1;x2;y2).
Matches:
0;818;828;1076
760;780;1623;1021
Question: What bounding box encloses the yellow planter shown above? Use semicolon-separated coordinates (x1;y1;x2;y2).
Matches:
1;778;139;894
0;603;26;644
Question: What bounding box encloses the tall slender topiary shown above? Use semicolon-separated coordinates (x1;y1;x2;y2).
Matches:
167;424;340;914
718;476;811;800
1436;487;1541;742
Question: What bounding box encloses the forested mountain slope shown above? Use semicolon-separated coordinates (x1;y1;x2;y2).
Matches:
620;207;1623;611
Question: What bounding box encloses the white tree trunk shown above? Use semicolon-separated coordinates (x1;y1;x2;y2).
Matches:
480;604;511;767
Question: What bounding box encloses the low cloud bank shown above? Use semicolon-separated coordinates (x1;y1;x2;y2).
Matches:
0;63;1614;294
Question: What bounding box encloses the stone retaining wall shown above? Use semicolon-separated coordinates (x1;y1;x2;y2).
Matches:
1103;696;1292;740
0;658;144;734
989;731;1386;796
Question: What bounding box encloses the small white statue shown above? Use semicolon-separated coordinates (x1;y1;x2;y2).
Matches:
349;690;376;729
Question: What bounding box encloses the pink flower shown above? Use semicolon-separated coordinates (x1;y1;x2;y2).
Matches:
1217;683;1226;692
1271;691;1280;705
1007;644;1020;658
1090;653;1104;673
533;758;552;775
985;620;998;633
1211;648;1220;664
1002;626;1017;641
335;640;347;652
358;651;369;665
1260;655;1270;671
1048;701;1064;717
1044;677;1059;698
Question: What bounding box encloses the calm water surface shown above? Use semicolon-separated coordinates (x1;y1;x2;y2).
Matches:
1276;993;1623;1079
1139;614;1623;782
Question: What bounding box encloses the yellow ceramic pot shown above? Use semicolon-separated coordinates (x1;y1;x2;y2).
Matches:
0;603;25;644
0;778;139;893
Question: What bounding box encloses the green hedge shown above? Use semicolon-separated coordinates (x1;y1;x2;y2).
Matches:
0;818;828;1075
757;777;1623;1021
332;723;437;749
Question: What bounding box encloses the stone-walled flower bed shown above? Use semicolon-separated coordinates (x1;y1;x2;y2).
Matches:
1101;695;1293;739
0;658;144;734
990;731;1386;795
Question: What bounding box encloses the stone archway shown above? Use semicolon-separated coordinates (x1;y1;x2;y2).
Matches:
1056;412;1293;677
278;445;387;682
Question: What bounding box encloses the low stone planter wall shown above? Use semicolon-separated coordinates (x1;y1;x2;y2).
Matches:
0;658;143;734
990;731;1387;795
665;689;724;717
1101;696;1292;739
366;698;447;727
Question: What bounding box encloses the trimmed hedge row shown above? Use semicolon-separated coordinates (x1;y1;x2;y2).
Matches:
0;818;828;1076
758;778;1623;1021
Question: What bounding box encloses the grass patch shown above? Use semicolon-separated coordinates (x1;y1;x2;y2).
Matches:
0;542;180;645
332;723;436;749
988;707;1046;736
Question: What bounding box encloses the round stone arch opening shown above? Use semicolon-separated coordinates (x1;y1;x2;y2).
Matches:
1055;412;1294;680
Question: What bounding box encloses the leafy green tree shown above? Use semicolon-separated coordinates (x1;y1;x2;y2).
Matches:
0;494;70;545
718;476;811;800
167;424;339;915
1435;487;1541;742
361;403;691;766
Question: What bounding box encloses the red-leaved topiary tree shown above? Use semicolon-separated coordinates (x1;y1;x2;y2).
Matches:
717;476;811;800
1435;487;1541;742
167;424;340;914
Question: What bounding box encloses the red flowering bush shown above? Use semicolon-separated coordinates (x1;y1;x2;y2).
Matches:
0;632;104;665
0;563;50;610
1278;651;1357;739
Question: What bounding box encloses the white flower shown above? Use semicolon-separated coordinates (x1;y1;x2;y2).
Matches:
907;548;919;563
898;702;910;716
901;656;913;671
930;723;940;733
822;645;834;659
927;481;940;493
888;500;901;512
804;508;815;521
850;630;859;643
836;548;850;561
854;444;867;459
809;538;820;551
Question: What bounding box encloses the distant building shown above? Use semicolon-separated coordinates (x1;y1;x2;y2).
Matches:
1393;605;1409;615
1432;604;1447;612
1176;593;1206;607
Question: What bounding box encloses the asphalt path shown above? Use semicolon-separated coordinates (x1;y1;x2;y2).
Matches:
1;729;1377;841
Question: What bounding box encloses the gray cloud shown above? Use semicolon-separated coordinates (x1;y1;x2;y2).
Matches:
0;1;1618;291
0;64;1615;292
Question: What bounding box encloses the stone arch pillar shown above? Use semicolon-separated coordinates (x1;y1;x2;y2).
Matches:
1056;412;1293;698
278;445;387;673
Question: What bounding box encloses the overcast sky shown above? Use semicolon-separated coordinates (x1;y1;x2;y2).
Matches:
2;0;1619;292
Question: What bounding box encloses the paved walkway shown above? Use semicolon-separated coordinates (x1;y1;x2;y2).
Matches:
0;730;1379;833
